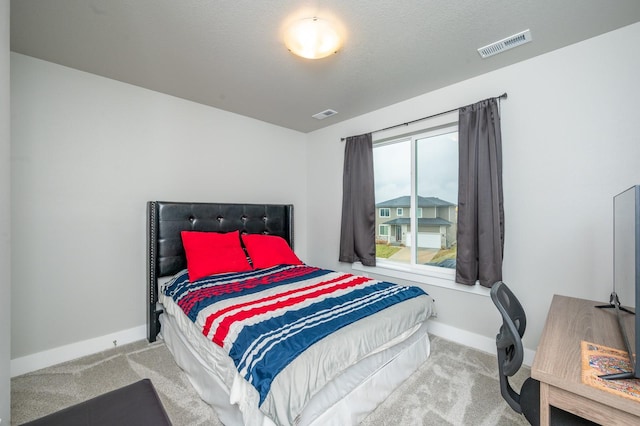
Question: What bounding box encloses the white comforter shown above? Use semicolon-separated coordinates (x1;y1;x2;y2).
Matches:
160;265;433;426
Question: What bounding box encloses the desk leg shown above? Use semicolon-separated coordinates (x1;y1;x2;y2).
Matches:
539;382;550;426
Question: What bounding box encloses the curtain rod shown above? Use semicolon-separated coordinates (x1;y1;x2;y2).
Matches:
341;92;507;141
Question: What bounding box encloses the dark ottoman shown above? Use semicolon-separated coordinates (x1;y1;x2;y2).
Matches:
22;378;172;426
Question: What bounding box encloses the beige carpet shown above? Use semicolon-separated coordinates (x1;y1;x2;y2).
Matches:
11;335;529;425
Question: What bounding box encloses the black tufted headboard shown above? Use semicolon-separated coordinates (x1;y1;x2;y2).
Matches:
146;201;294;342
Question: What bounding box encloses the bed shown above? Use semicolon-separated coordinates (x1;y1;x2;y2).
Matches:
147;201;434;426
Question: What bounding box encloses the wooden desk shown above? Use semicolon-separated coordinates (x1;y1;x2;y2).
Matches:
532;295;640;425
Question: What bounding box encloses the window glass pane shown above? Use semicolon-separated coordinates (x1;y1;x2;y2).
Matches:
416;131;458;269
373;140;410;263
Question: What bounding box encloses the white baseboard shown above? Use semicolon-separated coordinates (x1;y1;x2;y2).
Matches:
427;320;536;367
10;325;147;378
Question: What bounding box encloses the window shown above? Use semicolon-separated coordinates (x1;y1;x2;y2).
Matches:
373;124;458;273
379;208;390;217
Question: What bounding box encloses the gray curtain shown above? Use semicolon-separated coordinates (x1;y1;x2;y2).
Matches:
339;133;376;266
456;97;504;287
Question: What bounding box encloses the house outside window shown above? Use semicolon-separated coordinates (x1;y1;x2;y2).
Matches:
373;124;458;270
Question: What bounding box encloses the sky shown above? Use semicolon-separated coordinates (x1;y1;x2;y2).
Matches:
373;131;458;205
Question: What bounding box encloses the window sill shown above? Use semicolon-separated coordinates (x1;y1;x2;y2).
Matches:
351;260;490;297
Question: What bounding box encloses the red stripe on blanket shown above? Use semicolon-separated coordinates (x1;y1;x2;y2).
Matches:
178;267;315;315
202;273;355;337
211;275;371;346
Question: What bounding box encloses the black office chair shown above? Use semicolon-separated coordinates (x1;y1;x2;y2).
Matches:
490;281;597;426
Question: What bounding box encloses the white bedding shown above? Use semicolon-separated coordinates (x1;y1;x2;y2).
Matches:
160;311;432;426
159;267;434;425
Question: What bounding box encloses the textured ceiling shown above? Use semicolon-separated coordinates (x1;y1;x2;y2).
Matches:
10;0;640;133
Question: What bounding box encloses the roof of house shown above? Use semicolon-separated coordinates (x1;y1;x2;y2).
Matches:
376;195;455;208
383;218;452;227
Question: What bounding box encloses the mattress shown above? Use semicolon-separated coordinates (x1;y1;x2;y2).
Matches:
159;266;433;425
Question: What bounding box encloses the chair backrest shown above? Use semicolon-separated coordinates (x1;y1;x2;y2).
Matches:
490;281;528;413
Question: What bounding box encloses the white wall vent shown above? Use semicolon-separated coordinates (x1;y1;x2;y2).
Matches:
477;29;532;58
312;109;338;120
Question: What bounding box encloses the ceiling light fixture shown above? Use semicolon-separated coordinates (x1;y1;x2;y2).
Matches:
285;17;342;59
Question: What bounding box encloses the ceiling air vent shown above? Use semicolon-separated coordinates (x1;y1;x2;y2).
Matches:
478;29;532;58
312;109;338;120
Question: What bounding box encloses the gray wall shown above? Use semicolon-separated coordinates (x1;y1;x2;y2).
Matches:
10;53;309;360
1;0;10;421
306;23;640;353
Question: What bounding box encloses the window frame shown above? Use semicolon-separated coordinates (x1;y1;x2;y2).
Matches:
379;208;390;218
360;114;488;296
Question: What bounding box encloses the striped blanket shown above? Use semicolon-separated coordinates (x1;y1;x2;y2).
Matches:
163;264;431;422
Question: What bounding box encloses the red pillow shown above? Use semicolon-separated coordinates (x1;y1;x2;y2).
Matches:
181;230;251;281
241;234;303;269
